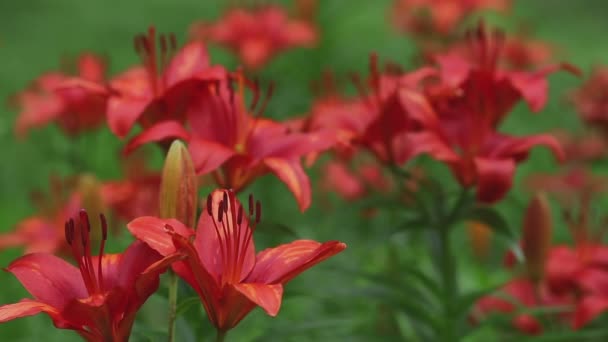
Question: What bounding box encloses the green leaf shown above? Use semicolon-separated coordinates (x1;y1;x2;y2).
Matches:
468;207;514;239
176;296;201;316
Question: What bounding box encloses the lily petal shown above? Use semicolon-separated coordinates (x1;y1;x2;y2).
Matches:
123;120;191;155
127;217;194;256
189;139;236;175
474;157;516;203
165;41;210;88
246;240;346;284
7;253;86;309
573;296;608;329
0;299;61;323
264;158;311;212
233;283;283;316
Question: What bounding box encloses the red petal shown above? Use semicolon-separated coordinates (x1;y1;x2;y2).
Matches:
246;240;346;284
435;53;471;87
107;97;150;137
233;283;283;316
0;299;61;323
165;41;210;88
189;139;236;174
195;190;255;282
116;241;163;292
107;68;152;137
398;88;439;129
488;133;565;162
7;253;86;309
123;120;191;155
474;157;515;203
404;132;459;162
248;125;336;159
264;158;311;212
509;63;580;112
573;296;608;329
127;216;194;256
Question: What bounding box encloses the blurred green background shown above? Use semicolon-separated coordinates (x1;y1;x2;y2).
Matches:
1;0;608;340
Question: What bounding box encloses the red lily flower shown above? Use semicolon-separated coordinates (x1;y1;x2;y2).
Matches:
321;159;392;201
0;176;82;255
124;75;335;211
190;2;317;69
12;53;108;137
0;210;180;341
128;189;346;333
391;0;510;37
106;27;225;138
570;66;608;135
407;23;575;203
100;152;161;222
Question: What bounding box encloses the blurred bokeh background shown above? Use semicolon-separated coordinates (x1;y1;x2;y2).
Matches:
2;0;608;340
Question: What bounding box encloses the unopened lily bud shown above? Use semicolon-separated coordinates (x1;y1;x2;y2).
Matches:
160;140;198;227
467;221;492;259
77;173;106;241
522;193;552;283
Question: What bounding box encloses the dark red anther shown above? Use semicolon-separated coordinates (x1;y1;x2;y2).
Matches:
222;191;229;211
255;200;261;223
206;193;213;216
217;201;224;222
79;209;91;232
237;205;243;225
99;214;108;241
169;33;177;51
163;223;175;232
248;194;254;216
249;78;260;111
65;221;73;246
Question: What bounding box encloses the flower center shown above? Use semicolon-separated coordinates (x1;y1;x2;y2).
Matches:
206;190;261;285
64;209;109;297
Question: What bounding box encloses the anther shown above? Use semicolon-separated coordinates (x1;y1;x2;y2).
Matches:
79;209;91;232
237;205;243;225
207;193;213;216
248;194;254;216
217;201;224;222
99;214;108;241
255;200;261;223
65;221;73;246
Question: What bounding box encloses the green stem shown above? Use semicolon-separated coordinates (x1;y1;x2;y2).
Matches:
436;226;457;341
434;188;469;341
216;330;227;342
167;270;178;342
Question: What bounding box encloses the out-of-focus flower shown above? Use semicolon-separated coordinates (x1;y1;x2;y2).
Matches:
11;53;108;137
0;177;82;254
570;66;608;135
107;27;225;138
321;159;392;201
100;152;161;222
466;220;492;259
190;1;317;69
391;0;510;38
552;130;607;163
0;210;180;341
128;189;346;333
502;35;554;70
124;74;335;211
408;23;576;203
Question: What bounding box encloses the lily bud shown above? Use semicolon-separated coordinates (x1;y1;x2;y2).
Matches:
522;193;553;283
467;221;492;259
160;140;198;227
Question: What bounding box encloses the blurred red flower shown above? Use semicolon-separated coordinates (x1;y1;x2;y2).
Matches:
11;53;108;137
571;66;608;135
128;189;346;333
190;2;317;69
408;23;575;203
391;0;510;37
106;27;226;138
0;210;179;341
125;75;335;211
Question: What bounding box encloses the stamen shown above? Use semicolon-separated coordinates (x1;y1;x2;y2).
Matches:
248;194;254;216
255;82;274;117
206;194;213;216
237;206;243;225
255;200;261;223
